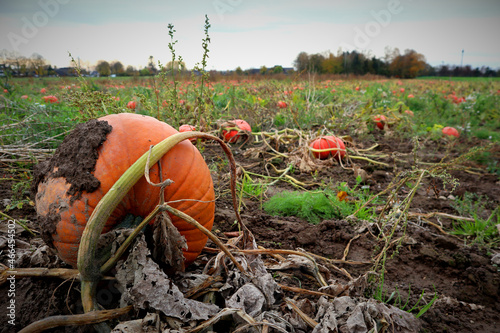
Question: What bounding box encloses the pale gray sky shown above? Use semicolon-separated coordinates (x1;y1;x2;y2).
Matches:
1;0;499;70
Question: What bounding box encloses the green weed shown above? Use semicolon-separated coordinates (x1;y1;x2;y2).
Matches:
238;173;268;199
450;192;499;246
263;181;380;224
4;171;32;211
451;192;493;219
370;278;439;318
450;209;499;247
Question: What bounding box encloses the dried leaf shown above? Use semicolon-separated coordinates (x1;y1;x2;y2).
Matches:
353;166;369;183
150;211;187;272
345;304;368;333
332;296;357;315
219;232;283;326
243;147;264;159
312;297;338;333
318;280;349;297
115;235;219;322
227;283;266;317
29;245;61;267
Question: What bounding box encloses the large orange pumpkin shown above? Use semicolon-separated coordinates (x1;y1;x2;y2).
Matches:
34;113;215;268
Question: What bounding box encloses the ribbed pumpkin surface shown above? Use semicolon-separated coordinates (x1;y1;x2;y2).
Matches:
35;113;215;267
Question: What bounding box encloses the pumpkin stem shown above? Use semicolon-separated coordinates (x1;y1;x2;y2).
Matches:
78;131;248;313
162;203;247;274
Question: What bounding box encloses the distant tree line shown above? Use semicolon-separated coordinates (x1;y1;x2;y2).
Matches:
0;50;168;78
0;50;57;77
292;48;500;78
1;48;498;78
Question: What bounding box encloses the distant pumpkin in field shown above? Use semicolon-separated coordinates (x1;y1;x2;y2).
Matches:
127;101;136;109
221;119;251;143
442;126;459;138
373;115;387;130
310;136;346;160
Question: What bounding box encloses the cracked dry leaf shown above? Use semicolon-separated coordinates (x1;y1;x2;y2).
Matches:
289;144;340;173
220;233;283;326
345;304;367;333
176;273;215;293
267;254;313;271
319;280;349;297
372;301;421;332
339;298;421;333
226;283;266;317
332;296;357;315
115;235;219;322
312;297;338;333
267;254;329;281
150;211;187;272
312;296;422;333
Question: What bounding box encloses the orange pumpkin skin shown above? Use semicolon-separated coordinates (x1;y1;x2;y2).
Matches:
442;126;459;138
373;115;387;130
323;136;346;160
310;136;345;160
179;124;197;143
35;113;215;268
222;119;251;143
179;124;196;133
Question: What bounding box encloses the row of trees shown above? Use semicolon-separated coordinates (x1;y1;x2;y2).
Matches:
0;50;165;77
0;50;53;76
1;48;499;78
293;48;499;78
94;56;168;77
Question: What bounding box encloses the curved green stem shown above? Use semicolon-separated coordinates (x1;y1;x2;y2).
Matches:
78;131;208;312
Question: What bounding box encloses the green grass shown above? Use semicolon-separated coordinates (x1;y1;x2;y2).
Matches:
450;192;500;247
417;76;500;82
3;73;499;146
370;279;439;318
263;181;380;224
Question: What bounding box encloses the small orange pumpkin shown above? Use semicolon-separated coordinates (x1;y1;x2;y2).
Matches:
442;126;459;138
310;136;346;160
179;124;197;143
221;119;251;143
179;124;196;133
34;113;215;268
126;101;136;109
373;114;387;130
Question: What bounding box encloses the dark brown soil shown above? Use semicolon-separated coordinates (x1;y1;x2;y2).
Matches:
31;119;112;200
1;130;499;332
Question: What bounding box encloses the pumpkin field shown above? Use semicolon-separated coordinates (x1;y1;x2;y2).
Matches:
1;74;499;332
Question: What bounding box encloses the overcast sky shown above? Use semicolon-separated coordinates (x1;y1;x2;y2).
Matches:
1;0;499;71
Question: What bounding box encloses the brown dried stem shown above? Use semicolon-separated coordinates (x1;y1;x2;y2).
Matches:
18;306;132;333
